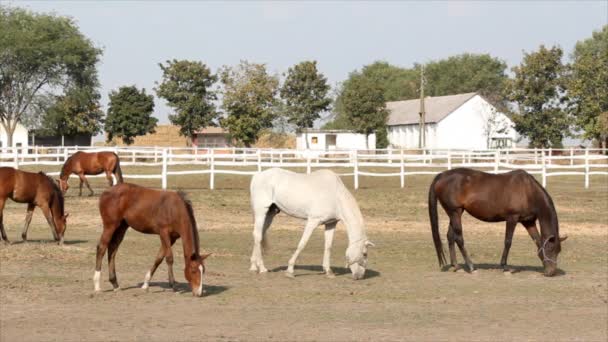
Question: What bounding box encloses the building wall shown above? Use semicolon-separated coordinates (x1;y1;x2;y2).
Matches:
0;123;29;149
296;132;376;150
388;95;516;149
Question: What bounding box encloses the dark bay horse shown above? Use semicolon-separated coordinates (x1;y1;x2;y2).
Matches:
59;151;123;196
0;167;68;244
95;183;210;296
428;168;567;276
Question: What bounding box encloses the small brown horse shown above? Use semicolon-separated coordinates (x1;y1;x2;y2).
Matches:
0;167;68;244
59;151;123;196
95;183;210;296
429;168;567;276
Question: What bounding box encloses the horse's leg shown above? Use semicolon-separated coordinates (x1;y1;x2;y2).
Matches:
250;206;274;273
105;170;114;187
94;226;116;292
446;222;459;270
159;231;177;290
78;176;84;197
107;222;128;291
286;218;321;277
39;204;59;243
323;222;337;278
142;236;177;291
523;220;543;262
0;198;9;244
500;218;518;272
80;174;94;196
21;203;35;241
450;211;475;272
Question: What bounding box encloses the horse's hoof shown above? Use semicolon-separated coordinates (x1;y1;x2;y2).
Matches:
113;287;121;292
2;239;11;245
259;268;268;274
471;270;478;275
21;235;27;241
141;284;149;291
284;272;295;279
325;272;336;279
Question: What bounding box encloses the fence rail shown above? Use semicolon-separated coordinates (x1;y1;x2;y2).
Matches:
1;146;607;190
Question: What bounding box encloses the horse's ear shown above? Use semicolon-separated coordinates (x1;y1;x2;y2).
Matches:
201;253;212;261
559;234;568;242
365;240;376;248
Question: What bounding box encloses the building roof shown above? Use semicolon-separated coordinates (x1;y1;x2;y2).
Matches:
386;92;478;126
300;129;356;134
194;127;228;134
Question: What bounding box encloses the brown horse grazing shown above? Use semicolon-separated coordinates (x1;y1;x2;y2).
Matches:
428;168;567;277
95;183;210;296
0;167;68;244
58;151;123;196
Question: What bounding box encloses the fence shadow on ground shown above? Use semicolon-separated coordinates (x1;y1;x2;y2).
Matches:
269;264;381;279
9;239;88;246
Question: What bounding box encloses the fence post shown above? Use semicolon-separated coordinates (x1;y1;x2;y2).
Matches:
494;150;499;173
388;149;393;164
541;149;547;187
548;147;552;165
154;146;158;163
306;150;312;174
34;145;39;163
209;148;215;190
447;151;452;170
353;149;359;189
429;149;433;164
570;148;574;166
257;149;262;172
13;146;19;169
534;147;538;164
584;148;589;189
63;148;69;162
161;148;168;190
232;147;236;163
400;149;405;188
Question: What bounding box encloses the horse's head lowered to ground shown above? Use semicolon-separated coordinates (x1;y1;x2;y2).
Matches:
346;239;375;280
539;234;568;277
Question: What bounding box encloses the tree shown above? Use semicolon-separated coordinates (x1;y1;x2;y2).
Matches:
483;108;513;149
219;61;279;147
155;59;218;145
280;61;332;148
506;45;570;148
105;86;157;145
340;74;388;149
424;53;508;106
0;6;102;146
569;25;608;148
39;87;104;137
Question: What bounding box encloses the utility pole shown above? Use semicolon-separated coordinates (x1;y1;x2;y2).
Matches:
418;64;426;148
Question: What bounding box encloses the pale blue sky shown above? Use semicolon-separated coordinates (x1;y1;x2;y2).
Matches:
9;0;608;125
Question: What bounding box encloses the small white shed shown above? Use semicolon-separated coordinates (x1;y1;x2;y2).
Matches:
296;129;376;150
0;122;29;151
386;92;516;150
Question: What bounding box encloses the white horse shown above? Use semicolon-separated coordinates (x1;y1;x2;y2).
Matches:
249;168;374;280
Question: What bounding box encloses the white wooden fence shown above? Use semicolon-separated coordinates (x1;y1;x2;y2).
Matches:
1;146;607;190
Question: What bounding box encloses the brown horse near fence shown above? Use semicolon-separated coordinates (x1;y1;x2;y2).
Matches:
0;167;68;244
95;183;210;296
59;151;123;196
428;168;567;276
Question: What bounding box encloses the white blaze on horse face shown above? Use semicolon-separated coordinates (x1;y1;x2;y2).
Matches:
197;265;204;297
93;270;101;292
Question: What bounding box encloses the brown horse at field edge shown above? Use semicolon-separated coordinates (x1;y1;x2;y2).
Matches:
0;167;68;244
95;183;210;296
59;151;123;196
428;168;567;276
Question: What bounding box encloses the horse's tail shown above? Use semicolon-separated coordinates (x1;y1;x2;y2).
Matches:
429;173;446;267
113;154;124;184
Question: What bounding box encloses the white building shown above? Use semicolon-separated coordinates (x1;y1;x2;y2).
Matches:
0;122;29;150
296;129;376;150
386;92;516;150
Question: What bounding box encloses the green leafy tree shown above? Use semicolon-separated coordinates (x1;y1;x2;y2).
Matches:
219;61;279;147
40;87;104;136
569;25;608;148
155;59;218;145
105;86;157;145
340;74;388;149
280;61;332;148
506;45;570;148
424;53;508;106
0;6;102;146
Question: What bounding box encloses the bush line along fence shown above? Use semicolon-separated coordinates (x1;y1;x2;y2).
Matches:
1;146;607;190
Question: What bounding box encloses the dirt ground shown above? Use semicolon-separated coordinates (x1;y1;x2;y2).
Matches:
1;168;607;341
